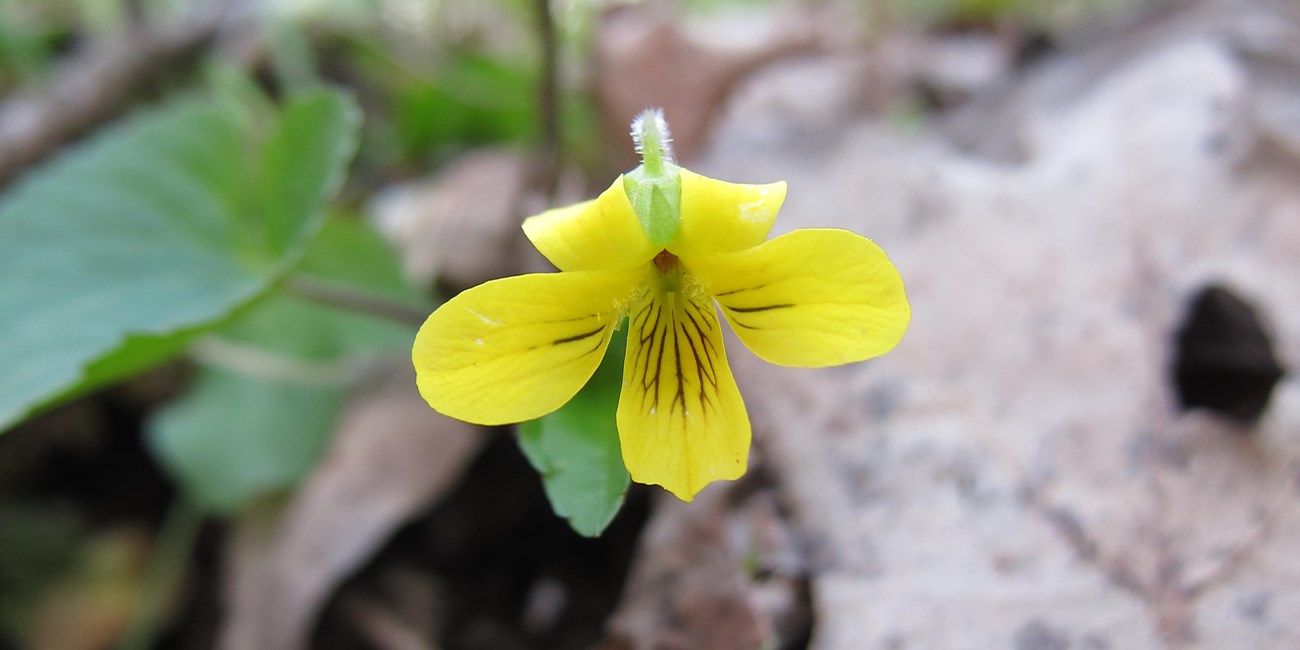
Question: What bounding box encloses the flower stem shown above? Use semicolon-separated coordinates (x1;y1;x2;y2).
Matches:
632;108;673;176
285;276;429;327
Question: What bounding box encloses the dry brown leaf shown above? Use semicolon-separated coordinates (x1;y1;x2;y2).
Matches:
592;2;816;171
25;528;149;650
217;364;483;650
687;2;1300;648
370;149;530;289
605;490;768;650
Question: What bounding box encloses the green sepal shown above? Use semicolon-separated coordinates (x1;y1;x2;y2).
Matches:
623;165;681;247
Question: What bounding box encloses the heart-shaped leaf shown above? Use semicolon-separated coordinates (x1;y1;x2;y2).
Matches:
519;330;630;537
0;89;359;432
147;216;422;513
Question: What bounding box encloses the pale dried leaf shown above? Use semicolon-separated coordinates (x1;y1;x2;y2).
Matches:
218;364;482;650
606;490;768;650
695;2;1300;648
593;3;816;170
370;149;529;288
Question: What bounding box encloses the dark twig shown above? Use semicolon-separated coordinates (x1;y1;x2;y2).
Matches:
0;4;233;189
531;0;562;201
122;0;149;29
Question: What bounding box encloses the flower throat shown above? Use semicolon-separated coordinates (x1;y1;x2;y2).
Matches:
653;249;682;292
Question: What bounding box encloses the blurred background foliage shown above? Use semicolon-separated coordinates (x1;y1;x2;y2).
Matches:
0;0;1158;648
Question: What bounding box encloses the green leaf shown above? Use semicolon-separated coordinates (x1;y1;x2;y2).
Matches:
519;329;630;537
259;92;359;259
147;367;346;513
147;217;420;514
391;53;535;161
294;214;428;307
0;89;359;432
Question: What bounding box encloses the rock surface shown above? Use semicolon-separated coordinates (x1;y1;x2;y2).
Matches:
681;3;1300;648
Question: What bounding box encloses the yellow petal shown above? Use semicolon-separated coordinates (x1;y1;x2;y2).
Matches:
617;282;750;501
522;177;659;271
413;267;646;425
689;228;910;367
667;169;786;258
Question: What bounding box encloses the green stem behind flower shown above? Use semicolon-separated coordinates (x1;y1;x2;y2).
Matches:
286;275;429;327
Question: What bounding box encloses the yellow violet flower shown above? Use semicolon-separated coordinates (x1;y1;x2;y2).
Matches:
412;110;910;501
